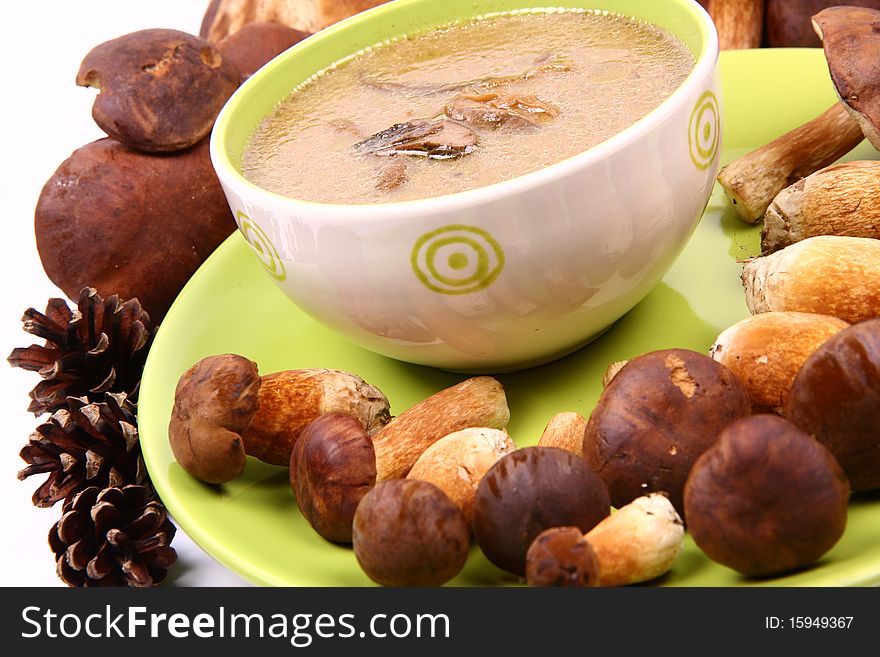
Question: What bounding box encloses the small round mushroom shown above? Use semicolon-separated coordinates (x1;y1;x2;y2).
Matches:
77;29;242;152
352;479;470;587
536;412;587;457
471;447;610;577
525;527;600;588
684;415;850;577
787;318;880;491
216;21;309;78
290;413;376;543
584;349;751;514
168;354;261;484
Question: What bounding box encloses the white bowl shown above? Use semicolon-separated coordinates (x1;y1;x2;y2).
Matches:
211;0;720;371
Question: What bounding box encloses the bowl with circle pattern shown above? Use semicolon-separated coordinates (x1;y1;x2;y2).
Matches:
210;0;720;371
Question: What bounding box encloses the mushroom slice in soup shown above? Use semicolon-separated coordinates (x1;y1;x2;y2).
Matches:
354;119;477;159
445;92;560;130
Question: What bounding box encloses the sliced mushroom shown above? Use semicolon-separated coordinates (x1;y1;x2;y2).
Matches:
718;6;880;224
444;92;560;130
353;119;477;159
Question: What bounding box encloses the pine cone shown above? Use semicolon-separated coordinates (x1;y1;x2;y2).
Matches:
8;287;153;415
19;392;147;508
50;485;177;587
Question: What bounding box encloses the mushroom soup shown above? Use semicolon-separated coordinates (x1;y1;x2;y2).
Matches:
242;10;694;204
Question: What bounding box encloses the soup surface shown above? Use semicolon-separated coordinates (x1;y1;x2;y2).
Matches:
242;10;694;204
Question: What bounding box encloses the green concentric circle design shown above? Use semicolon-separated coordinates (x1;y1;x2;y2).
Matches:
688;90;720;171
411;225;504;295
237;211;286;281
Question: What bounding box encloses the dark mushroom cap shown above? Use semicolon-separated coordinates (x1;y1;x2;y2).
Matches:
216;21;310;78
77;29;242;152
787;318;880;491
34;138;236;322
525;526;600;587
684;415;850;577
168;354;261;484
584;349;751;514
290;413;377;543
352;479;470;586
814;6;880;149
472;447;610;576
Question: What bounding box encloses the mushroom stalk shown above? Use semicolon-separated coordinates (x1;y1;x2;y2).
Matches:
707;0;766;50
717;102;864;224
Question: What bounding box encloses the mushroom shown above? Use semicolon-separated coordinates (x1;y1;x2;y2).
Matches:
444;92;560;131
710;311;849;413
471;447;610;577
706;0;766;50
216;21;310;78
536;412;587;457
583;349;751;514
717;6;880;224
762;160;880;253
290;377;509;542
352;479;470;587
77;29;242;153
200;0;390;43
765;0;880;47
168;354;390;484
35;137;236;321
525;494;684;588
353;119;478;159
742;236;880;324
787;318;880;492
406;427;515;525
684;415;850;577
525;527;600;588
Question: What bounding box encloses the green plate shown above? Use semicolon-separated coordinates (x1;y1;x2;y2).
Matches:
140;49;880;587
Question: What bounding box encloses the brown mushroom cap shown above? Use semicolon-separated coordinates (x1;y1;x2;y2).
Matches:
216;21;309;78
787;318;880;491
34;137;236;322
684;415;850;577
290;413;377;543
352;479;470;587
525;526;600;587
814;6;880;149
584;349;751;514
168;354;261;484
472;447;610;577
77;29;242;152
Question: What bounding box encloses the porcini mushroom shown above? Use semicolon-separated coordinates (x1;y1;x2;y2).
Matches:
290;377;509;542
583;349;751;514
168;354;390;484
352;479;470;587
684;415;850;577
471;447;610;577
765;0;880;48
706;0;766;50
718;6;880;223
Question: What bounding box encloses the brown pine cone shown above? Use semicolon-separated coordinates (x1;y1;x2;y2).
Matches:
18;392;147;508
50;485;177;587
8;287;153;415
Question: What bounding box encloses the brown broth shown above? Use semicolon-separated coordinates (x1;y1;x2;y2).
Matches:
242;9;694;204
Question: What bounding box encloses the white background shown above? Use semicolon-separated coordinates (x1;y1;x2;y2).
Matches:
1;1;249;586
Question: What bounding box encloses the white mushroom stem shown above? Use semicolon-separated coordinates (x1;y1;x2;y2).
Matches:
707;0;766;50
717;102;864;224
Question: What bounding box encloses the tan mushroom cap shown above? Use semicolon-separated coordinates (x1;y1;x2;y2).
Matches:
814;6;880;149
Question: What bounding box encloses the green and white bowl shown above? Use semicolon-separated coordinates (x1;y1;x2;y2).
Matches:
211;0;720;371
